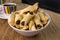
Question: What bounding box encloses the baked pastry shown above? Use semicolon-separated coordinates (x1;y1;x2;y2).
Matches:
34;13;43;27
39;10;48;25
20;2;38;14
20;13;34;26
15;14;23;28
8;12;15;26
29;20;35;30
8;2;48;31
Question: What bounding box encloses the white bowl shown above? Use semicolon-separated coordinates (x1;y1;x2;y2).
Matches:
8;12;51;36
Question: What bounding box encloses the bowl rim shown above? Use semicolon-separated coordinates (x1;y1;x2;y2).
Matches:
8;11;51;32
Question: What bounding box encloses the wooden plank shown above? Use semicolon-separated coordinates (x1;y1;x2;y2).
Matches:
0;0;60;40
0;19;60;40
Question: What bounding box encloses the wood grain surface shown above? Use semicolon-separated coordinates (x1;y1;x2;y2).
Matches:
0;0;60;40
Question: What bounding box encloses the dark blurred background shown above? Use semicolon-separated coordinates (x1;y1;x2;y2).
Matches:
22;0;60;13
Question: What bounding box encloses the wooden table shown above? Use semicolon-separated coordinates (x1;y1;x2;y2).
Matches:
0;0;60;40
